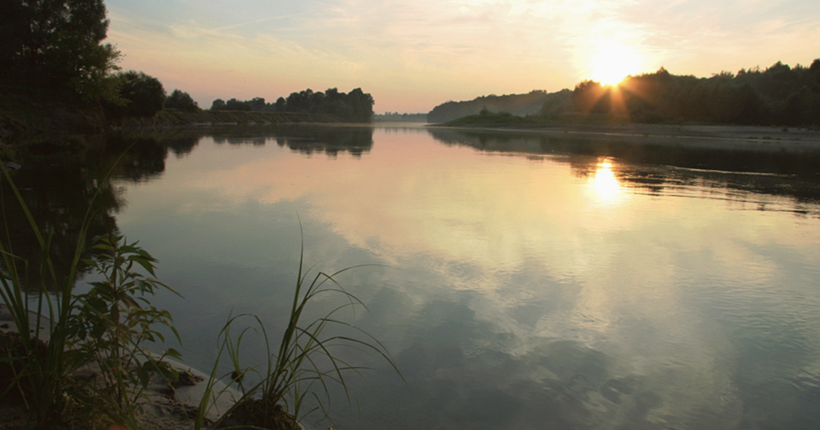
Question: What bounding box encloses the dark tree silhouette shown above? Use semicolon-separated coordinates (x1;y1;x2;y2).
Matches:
224;98;252;111
210;88;375;122
428;90;551;123
105;71;166;119
559;60;820;126
0;0;120;100
211;99;226;110
166;89;199;112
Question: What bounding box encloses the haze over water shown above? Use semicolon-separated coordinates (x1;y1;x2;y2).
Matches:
108;125;820;429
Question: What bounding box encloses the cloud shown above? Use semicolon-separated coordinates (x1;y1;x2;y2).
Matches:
105;0;820;112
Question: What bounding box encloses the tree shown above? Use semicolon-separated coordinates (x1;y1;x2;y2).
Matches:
782;86;818;126
249;97;265;111
105;71;165;119
165;89;199;112
210;88;375;121
0;0;120;100
810;59;820;84
345;88;374;122
211;99;226;110
225;98;251;111
572;80;609;114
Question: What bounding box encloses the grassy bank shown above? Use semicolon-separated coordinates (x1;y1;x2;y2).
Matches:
434;112;820;148
120;110;341;129
440;111;539;127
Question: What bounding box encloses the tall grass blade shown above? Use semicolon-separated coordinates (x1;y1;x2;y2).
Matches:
195;219;402;429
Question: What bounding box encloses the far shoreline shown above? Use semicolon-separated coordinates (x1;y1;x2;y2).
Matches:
425;122;820;153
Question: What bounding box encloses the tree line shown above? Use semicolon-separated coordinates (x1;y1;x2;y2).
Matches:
210;87;375;123
0;0;372;127
373;112;428;122
566;61;820;126
427;90;552;123
427;60;820;127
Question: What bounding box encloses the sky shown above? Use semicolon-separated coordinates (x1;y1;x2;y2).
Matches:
104;0;820;114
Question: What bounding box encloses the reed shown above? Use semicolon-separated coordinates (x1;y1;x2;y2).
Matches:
196;225;402;430
1;160;181;429
1;160;96;426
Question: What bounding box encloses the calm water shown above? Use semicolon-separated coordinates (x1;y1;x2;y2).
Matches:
9;124;820;429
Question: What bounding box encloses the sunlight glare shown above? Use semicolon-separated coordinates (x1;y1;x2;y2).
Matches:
590;43;641;86
592;159;621;202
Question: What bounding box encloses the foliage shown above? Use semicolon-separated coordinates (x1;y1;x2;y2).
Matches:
68;234;182;427
571;80;610;115
165;89;200;112
0;0;120;100
210;98;226;110
430;58;820;127
0;160;96;427
566;60;820;126
210;88;375;122
195;233;401;430
428;90;552;123
1;159;181;429
104;71;166;119
443;111;535;127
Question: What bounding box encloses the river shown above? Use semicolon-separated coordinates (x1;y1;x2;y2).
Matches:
8;123;820;429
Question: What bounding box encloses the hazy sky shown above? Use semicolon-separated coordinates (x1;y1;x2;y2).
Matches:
105;0;820;113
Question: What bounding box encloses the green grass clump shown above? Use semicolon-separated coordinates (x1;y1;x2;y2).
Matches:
195;226;402;430
1;159;180;429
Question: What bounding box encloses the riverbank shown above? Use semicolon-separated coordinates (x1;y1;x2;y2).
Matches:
0;304;240;430
429;122;820;152
0;91;350;162
119;110;341;129
0;92;106;161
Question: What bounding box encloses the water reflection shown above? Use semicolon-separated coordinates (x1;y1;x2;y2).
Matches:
0;135;170;287
591;158;622;203
428;128;820;217
211;124;374;158
7;125;820;429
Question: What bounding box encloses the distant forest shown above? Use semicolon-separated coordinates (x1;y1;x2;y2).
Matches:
429;60;820;127
210;88;375;123
373;112;428;122
428;90;556;123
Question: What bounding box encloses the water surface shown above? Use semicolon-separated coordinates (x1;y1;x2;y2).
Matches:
11;124;820;429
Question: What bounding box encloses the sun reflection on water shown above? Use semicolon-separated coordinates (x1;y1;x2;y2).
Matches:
592;158;622;203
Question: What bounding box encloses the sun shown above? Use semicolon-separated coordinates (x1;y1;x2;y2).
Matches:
590;43;642;86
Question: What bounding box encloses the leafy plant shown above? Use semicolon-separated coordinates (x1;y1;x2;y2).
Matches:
1;160;181;429
68;233;182;428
